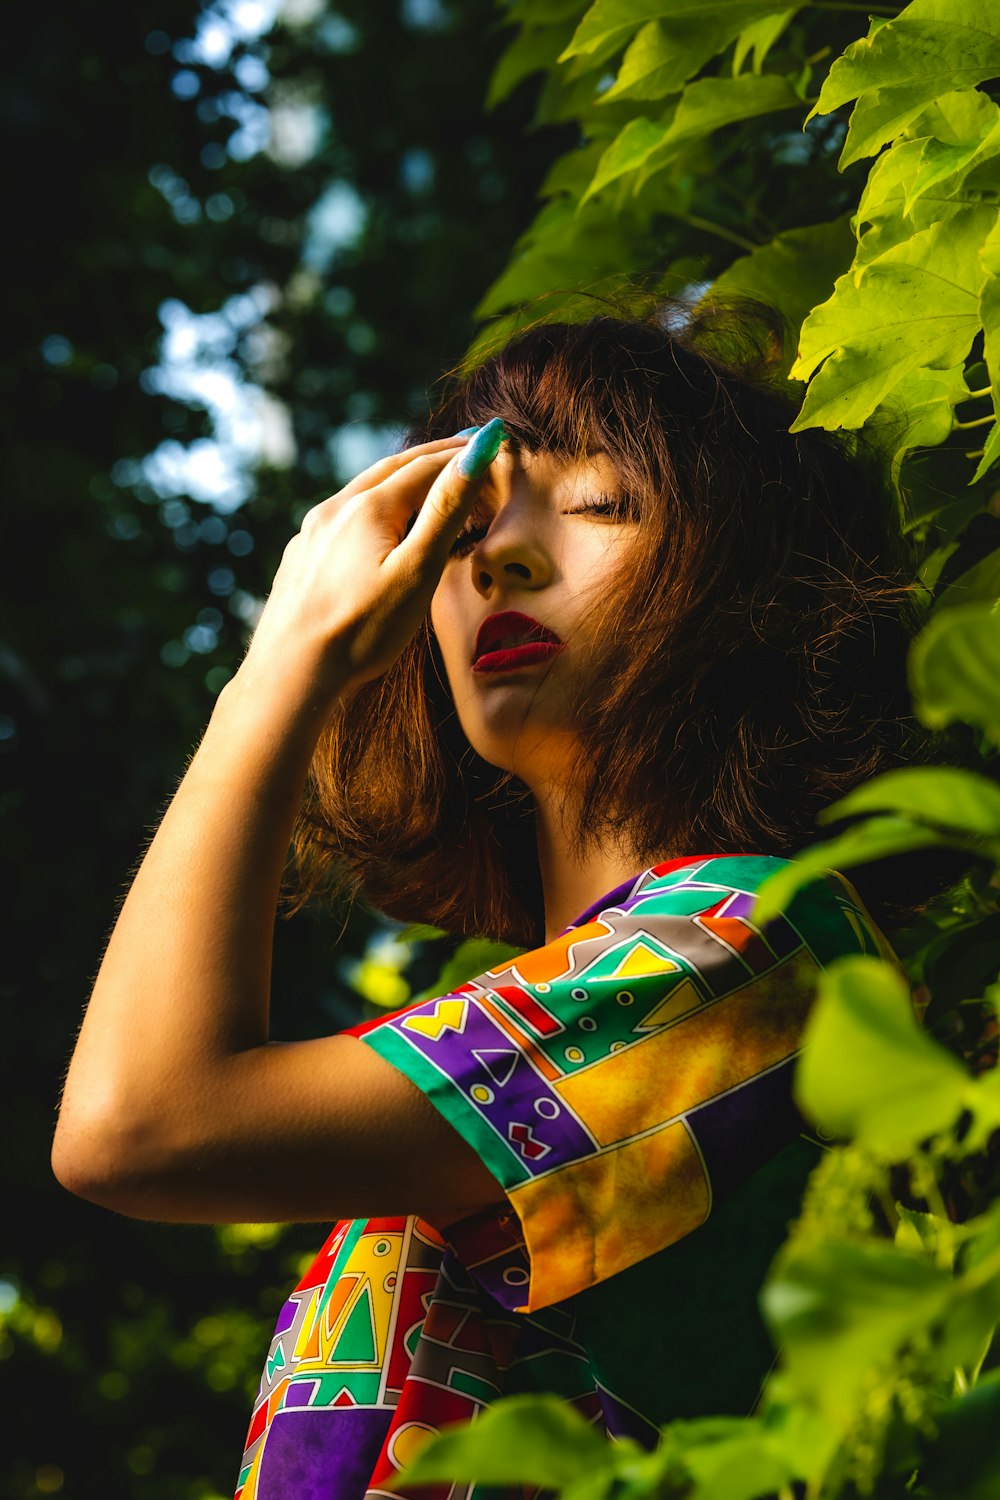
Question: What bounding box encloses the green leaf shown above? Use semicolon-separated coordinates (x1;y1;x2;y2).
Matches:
387;1393;622;1488
810;0;1000;166
732;9;796;77
905;98;1000;216
752;817;957;924
919;1371;1000;1500
790;206;994;434
579;111;674;203
838;81;943;172
706;216;855;369
910;600;1000;740
486;19;578;109
597;19;706;102
817;766;1000;838
763;1237;953;1425
472;191;646;325
559;0;675;61
583;72;804;203
794;954;973;1155
932;547;1000;614
418;936;524;1001
560;0;784;63
880;364;971;473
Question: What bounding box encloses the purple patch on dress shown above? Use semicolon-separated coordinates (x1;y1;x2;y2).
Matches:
392;997;597;1173
686;1057;802;1203
284;1379;317;1408
273;1299;298;1336
255;1407;392;1500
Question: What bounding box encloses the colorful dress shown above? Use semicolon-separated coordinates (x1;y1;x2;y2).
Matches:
236;853;898;1500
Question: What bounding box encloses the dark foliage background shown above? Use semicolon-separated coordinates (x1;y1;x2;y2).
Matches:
0;2;565;1493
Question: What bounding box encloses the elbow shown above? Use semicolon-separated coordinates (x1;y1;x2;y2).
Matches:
52;1105;132;1210
51;1092;171;1216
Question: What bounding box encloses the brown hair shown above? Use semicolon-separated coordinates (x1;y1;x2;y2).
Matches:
285;300;967;947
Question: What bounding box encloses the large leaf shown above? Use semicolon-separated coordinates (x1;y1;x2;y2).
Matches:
486;18;579;109
810;0;1000;166
817;766;1000;838
732;10;797;77
706;216;855;366
560;0;783;63
579;111;675;202
388;1394;625;1488
751;817;958;923
919;1371;1000;1500
932;546;1000;614
904;93;1000;216
910;600;1000;740
582;72;804;203
880;363;972;472
794;954;973;1156
763;1237;954;1424
790;205;994;433
598;3;795;102
598;18;722;102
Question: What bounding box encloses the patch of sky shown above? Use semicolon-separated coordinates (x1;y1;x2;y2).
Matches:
400;147;435;195
302;181;367;272
142;294;295;510
40;335;73;366
328;424;403;483
314;11;361;52
772;129;812;167
268;91;328;167
170;0;280;161
171;68;201;100
401;0;449;31
282;0;329;25
181;0;281;69
149;163;202;224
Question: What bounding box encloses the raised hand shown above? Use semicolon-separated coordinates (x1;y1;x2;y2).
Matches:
239;419;504;706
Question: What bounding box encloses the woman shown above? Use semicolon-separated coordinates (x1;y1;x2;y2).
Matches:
54;306;928;1500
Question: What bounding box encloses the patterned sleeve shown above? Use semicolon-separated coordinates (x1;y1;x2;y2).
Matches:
348;854;898;1314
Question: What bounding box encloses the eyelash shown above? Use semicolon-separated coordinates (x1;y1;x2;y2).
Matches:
448;493;636;558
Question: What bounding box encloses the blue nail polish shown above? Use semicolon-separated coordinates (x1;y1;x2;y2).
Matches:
454;426;481;437
457;418;505;479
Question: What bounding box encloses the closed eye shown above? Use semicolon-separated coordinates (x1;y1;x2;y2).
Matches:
449;493;638;557
564;492;640;521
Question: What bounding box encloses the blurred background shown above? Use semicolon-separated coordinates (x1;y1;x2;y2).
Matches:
0;2;568;1493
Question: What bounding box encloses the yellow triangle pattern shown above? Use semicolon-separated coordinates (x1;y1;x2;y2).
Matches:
633;980;701;1032
609;942;682;981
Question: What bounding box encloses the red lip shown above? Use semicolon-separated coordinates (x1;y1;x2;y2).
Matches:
472;611;563;666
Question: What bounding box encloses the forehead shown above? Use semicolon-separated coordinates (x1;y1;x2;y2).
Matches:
481;445;621;500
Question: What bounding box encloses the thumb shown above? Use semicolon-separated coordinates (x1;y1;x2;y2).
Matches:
405;418;507;558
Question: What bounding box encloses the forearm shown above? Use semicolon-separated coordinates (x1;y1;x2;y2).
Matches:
54;666;341;1177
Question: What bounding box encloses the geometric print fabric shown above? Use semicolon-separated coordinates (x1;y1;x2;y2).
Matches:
237;853;897;1500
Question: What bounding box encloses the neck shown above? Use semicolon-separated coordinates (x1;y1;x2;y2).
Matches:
531;780;653;944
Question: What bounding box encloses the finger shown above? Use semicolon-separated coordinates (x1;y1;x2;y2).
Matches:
402;418;506;561
301;446;460;534
336;432;474;503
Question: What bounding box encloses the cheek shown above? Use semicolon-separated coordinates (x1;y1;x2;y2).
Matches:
429;583;462;672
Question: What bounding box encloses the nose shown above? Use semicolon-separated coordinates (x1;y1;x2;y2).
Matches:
470;496;554;599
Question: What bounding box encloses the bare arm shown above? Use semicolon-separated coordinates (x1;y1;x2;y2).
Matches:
52;427;508;1228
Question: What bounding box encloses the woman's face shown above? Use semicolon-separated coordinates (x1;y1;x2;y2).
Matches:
430;444;639;790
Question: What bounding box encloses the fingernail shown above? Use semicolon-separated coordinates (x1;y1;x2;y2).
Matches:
454;426;481;437
457;417;505;479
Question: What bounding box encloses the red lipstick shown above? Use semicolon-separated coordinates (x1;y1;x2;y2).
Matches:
472;611;564;675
